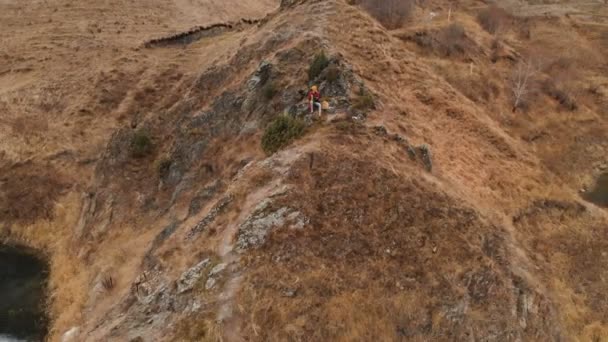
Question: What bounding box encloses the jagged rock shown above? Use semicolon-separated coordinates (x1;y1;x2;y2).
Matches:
205;277;217;290
236;199;308;251
209;263;227;277
177;258;211;294
247;60;272;90
62;326;80;342
188;181;222;216
204;263;225;288
187;196;233;239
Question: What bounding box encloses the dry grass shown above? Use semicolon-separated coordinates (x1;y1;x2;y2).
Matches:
477;5;511;35
173;314;223;342
234;151;543;340
0;163;65;224
358;0;414;29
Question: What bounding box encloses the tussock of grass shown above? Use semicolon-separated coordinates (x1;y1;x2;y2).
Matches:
352;89;375;111
130;129;154;158
262;81;278;100
325;64;340;83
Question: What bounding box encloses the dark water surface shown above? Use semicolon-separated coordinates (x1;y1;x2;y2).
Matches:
585;172;608;207
0;245;48;341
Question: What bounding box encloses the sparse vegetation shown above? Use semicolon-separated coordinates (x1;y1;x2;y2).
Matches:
261;115;306;154
158;158;172;178
542;59;579;111
308;52;329;81
437;23;466;57
542;79;577;111
325;64;340;83
359;0;414;29
352;88;375;111
477;5;511;34
130;129;154;158
262;81;279;100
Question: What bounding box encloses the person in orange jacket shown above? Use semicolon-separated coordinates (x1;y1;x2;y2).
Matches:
307;85;322;117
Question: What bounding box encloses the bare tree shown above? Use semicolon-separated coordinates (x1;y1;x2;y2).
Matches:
511;59;538;112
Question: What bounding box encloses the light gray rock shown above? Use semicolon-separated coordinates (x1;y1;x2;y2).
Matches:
209;263;227;277
236;200;308;251
62;326;80;342
205;277;217;290
177;258;211;294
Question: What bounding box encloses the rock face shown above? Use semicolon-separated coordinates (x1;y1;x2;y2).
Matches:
177;258;211;294
61;327;80;342
236;199;308;251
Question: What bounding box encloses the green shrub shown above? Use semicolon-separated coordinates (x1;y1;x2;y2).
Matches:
262;81;278;100
158;158;172;178
261;115;306;154
325;64;340;83
352;89;375;110
131;129;153;158
308;52;329;81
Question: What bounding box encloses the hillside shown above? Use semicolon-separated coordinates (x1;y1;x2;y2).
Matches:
1;0;608;341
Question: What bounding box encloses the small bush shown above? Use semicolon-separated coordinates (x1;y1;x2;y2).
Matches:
261;115;306;154
360;0;414;29
308;52;330;81
131;129;154;158
542;79;577;111
262;81;278;100
437;23;466;56
477;5;510;34
352;88;375;110
158;158;172;178
325;64;340;83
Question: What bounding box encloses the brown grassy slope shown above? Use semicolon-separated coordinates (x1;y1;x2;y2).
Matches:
0;0;280;340
231;0;608;340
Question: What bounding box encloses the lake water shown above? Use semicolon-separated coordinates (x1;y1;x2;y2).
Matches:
584;172;608;207
0;245;48;342
0;334;28;342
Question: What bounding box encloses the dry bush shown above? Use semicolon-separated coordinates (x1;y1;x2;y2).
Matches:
359;0;415;29
437;23;467;57
477;5;511;34
542;58;580;111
